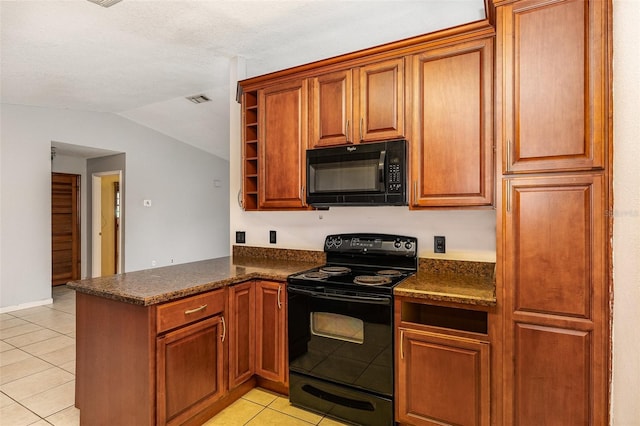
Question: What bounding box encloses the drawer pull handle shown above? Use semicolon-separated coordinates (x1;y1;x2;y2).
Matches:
184;304;207;315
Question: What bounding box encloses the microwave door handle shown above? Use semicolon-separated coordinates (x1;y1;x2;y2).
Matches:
378;150;386;188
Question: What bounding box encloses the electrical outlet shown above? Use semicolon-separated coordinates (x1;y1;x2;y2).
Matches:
236;231;246;244
434;236;446;253
269;230;277;244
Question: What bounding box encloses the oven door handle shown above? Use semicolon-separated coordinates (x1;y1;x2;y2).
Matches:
288;286;391;305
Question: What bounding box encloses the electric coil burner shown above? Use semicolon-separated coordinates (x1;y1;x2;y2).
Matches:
287;233;418;426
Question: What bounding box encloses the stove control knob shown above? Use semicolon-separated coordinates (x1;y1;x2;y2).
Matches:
404;241;413;250
394;239;402;249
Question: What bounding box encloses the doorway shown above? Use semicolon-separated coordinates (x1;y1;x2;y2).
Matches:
92;171;122;277
51;173;81;285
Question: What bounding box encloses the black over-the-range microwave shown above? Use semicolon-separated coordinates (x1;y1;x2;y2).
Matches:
306;139;407;207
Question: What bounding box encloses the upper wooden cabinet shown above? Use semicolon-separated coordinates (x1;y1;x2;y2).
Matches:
239;20;496;210
410;36;494;207
496;0;608;173
258;79;308;209
309;58;405;148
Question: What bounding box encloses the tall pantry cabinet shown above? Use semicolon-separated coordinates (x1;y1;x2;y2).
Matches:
494;0;611;424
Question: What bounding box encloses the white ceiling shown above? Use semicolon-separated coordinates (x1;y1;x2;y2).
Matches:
0;0;485;161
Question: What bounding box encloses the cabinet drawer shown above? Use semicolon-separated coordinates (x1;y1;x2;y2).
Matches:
157;289;225;334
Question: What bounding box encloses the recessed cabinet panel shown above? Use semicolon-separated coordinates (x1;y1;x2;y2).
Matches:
156;315;225;425
255;281;287;383
514;323;590;425
411;38;493;207
507;175;603;318
228;282;255;388
501;0;606;172
359;58;405;142
259;80;307;209
397;328;490;426
310;70;353;147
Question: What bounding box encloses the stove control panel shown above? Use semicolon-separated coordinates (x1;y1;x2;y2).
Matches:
325;233;417;257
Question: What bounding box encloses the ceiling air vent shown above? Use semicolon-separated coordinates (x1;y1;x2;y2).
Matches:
86;0;123;7
186;94;211;104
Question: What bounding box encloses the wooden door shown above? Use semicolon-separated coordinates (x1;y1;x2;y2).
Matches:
498;0;607;173
397;328;490;426
255;281;287;384
228;282;255;388
410;37;494;207
100;174;119;275
51;173;80;285
358;58;405;142
258;79;308;209
502;174;607;425
309;69;354;147
156;315;225;425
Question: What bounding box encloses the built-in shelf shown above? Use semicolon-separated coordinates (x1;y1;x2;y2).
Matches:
242;91;259;210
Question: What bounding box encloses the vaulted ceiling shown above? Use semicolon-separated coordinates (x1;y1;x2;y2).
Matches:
0;0;485;160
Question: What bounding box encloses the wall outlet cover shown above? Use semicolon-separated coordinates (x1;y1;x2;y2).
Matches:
434;236;446;253
269;230;277;244
236;231;246;244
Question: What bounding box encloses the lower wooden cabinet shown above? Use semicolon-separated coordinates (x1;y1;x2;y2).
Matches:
228;281;256;388
255;280;287;383
395;298;490;426
157;315;226;425
76;281;288;426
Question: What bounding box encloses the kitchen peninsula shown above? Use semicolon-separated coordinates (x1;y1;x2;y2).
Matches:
67;249;495;426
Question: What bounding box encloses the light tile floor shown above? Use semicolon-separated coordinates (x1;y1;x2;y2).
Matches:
0;286;349;426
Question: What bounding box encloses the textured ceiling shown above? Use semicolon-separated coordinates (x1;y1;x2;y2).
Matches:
0;0;485;160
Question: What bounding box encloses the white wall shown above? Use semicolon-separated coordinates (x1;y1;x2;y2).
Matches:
611;0;640;424
0;104;230;311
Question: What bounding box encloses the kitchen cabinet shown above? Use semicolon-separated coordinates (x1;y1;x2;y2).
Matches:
255;280;287;384
75;288;228;426
494;0;612;423
501;174;607;425
496;0;608;173
409;36;493;207
258;79;308;209
228;281;255;388
156;315;225;425
239;20;495;211
395;299;490;426
309;58;405;147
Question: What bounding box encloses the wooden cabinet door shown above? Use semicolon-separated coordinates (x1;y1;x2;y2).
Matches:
157;315;225;426
502;174;607;425
310;69;354;147
410;37;494;207
258;79;308;209
255;281;287;383
358;58;405;142
397;328;490;426
228;282;255;388
51;173;81;285
497;0;607;173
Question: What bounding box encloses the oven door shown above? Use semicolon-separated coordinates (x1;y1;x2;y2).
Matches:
287;284;394;425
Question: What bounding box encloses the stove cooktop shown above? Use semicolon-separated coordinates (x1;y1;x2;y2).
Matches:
288;263;415;294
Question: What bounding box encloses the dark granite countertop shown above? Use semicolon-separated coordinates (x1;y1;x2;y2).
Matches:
394;258;496;307
66;256;321;306
67;247;496;308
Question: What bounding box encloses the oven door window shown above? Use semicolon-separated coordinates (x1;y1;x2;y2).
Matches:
311;312;364;344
